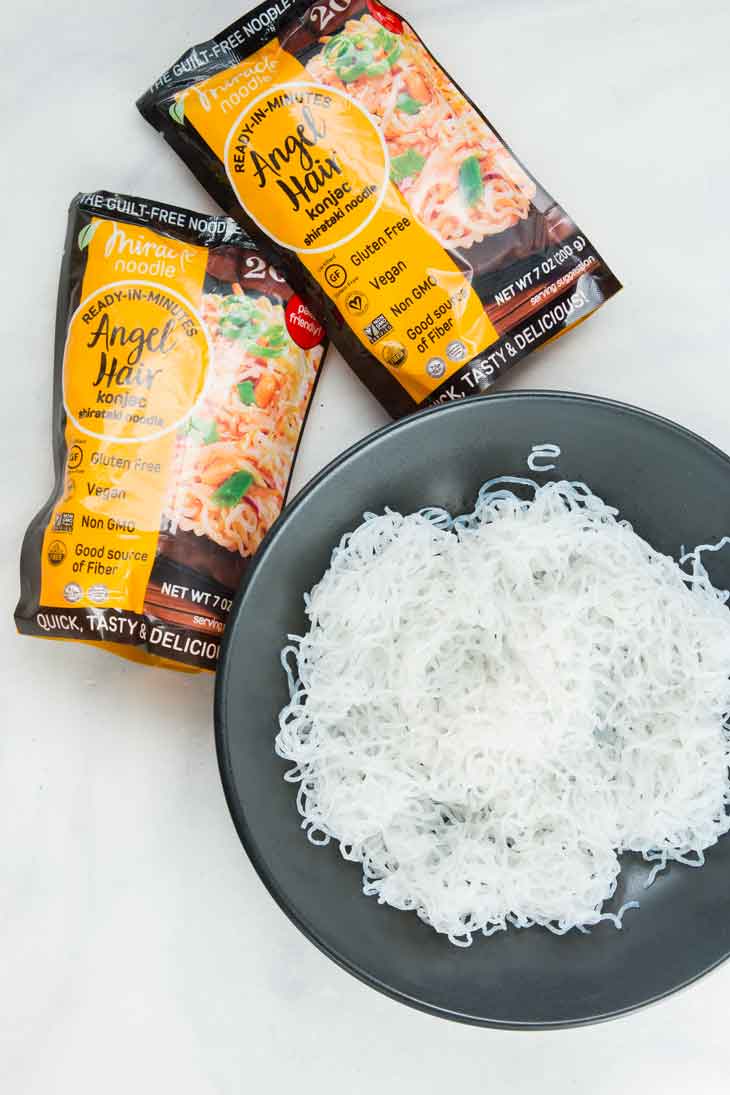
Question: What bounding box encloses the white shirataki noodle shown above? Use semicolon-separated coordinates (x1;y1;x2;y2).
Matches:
275;478;730;946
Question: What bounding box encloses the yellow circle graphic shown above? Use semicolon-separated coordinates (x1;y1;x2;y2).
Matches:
224;82;389;254
63;281;211;444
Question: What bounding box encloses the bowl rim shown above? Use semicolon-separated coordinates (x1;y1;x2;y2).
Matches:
214;389;730;1029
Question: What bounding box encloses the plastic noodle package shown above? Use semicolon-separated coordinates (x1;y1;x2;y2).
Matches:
138;0;621;418
16;191;326;670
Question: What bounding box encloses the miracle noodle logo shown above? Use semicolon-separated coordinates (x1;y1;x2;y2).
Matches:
230;90;343;213
191;55;279;115
104;222;197;278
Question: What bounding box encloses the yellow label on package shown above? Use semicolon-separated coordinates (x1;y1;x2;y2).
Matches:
39;220;210;614
16;191;327;670
138;2;621;418
181;46;497;404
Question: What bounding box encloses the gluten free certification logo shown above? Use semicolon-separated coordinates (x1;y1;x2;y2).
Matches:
68;443;84;470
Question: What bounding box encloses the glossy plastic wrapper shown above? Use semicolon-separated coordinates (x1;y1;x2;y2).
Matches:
15;191;326;670
138;0;621;417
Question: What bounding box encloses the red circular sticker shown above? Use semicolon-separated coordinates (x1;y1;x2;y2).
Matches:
367;1;404;34
285;295;326;350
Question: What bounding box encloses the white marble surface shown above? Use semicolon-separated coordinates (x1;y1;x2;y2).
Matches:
3;0;730;1090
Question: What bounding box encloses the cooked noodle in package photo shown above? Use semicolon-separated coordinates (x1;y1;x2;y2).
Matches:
138;0;621;418
15;192;326;670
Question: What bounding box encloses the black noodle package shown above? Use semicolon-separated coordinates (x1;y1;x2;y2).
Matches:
138;0;621;418
16;191;326;670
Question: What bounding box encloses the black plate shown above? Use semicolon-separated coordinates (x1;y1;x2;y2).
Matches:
215;392;730;1028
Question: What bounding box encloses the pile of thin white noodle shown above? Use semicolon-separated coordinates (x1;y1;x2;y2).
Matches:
275;479;730;946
